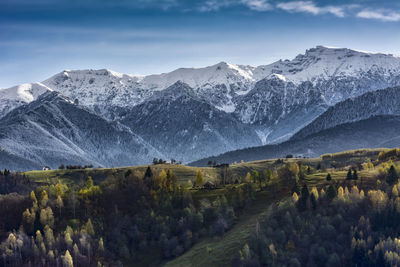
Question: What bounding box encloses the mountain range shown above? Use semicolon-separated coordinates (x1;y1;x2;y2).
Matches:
1;46;400;170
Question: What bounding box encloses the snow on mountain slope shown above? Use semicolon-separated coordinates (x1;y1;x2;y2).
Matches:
1;45;400;149
291;86;400;141
39;46;400;123
2;46;400;120
190;115;400;166
254;46;400;86
0;91;164;171
40;62;256;117
0;82;52;118
233;46;400;143
120;81;262;162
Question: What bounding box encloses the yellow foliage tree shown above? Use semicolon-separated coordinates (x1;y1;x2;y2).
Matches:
245;172;252;183
154;170;167;190
196;170;204;187
292;192;299;202
62;250;74;267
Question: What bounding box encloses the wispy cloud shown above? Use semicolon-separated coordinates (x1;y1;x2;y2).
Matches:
356;9;400;22
276;1;346;17
197;0;233;12
241;0;273;11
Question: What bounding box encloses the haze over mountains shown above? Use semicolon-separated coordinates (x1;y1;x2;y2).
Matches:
1;46;400;170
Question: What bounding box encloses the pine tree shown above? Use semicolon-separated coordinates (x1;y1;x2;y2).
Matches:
301;184;309;199
352;169;358;180
297;184;310;211
310;193;317;210
387;165;399;185
327;185;337;200
144;166;153;188
326;173;332;181
346;169;353;180
316;163;321;170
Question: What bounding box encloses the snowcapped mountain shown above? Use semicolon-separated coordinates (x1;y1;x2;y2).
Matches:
0;82;52;118
120;81;262;162
1;45;400;168
0;91;163;171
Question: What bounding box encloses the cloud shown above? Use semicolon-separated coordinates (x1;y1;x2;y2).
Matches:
241;0;272;11
356;9;400;22
196;0;272;12
276;1;346;17
197;0;233;12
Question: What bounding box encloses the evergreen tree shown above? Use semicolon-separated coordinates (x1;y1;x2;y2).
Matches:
291;182;300;194
316;163;321;170
387;165;399;185
326;173;332;181
297;184;310;211
327;184;337;200
143;166;153;188
144;166;153;179
301;184;309;199
310;193;317;210
353;169;358;180
346;169;353;180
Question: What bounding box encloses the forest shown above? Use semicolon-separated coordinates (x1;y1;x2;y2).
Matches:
1;148;400;266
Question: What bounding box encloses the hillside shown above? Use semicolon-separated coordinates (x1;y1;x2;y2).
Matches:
0;92;162;171
12;148;389;267
292;86;400;140
120;81;261;162
190;115;400;166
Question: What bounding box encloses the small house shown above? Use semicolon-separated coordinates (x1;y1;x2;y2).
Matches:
43;166;51;171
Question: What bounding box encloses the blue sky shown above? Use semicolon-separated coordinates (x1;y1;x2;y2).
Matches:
1;0;400;88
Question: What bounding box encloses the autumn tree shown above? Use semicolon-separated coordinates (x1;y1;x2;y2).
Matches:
166;169;178;191
245;172;252;183
62;250;73;267
196;170;204;187
56;195;64;217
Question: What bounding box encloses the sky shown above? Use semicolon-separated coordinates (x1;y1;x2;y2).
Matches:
1;0;400;88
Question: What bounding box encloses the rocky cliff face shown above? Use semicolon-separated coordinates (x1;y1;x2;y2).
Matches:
1;46;400;169
0;92;163;170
